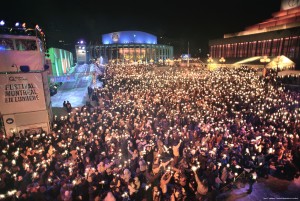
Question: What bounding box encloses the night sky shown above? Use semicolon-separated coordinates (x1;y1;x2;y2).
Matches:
1;0;281;57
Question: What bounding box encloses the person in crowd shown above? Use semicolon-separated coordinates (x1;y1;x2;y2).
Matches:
66;101;72;113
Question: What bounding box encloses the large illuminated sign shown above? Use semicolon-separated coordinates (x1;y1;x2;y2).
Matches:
112;32;120;42
281;0;300;10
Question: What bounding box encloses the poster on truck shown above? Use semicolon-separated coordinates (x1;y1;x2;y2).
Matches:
0;73;46;115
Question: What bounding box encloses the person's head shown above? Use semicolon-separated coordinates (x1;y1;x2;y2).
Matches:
139;160;147;172
153;186;160;197
231;158;237;165
134;176;140;188
18;175;23;181
179;175;187;186
106;166;112;174
173;186;184;199
146;145;151;151
124;169;131;176
200;177;208;187
208;161;216;170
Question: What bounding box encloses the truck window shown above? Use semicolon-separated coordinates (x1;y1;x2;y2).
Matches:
0;38;14;50
15;39;37;51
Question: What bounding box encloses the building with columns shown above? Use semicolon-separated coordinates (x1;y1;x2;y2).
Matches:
209;0;300;68
76;31;173;64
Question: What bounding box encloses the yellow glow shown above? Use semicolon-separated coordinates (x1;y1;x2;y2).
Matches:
208;63;218;71
234;56;261;64
268;55;295;69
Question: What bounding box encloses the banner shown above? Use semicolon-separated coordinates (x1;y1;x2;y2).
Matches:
0;73;46;115
49;75;76;83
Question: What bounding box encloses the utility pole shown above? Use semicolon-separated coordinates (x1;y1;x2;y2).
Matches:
187;41;190;67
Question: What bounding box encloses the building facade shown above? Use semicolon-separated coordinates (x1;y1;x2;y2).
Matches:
47;47;74;76
209;0;300;68
76;31;173;64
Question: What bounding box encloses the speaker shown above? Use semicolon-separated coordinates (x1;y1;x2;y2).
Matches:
20;65;30;72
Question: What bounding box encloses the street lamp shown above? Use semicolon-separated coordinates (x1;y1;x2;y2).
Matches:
207;57;214;67
166;58;170;66
260;56;270;77
275;56;282;76
219;57;225;67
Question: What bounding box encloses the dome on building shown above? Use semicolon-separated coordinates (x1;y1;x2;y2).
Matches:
102;31;157;45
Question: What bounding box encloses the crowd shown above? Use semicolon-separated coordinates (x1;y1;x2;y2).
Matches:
0;65;299;201
277;74;300;86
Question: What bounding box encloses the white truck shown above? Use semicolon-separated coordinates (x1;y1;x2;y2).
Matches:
0;22;52;136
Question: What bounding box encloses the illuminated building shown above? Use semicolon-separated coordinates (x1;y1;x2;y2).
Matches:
46;47;74;76
76;31;173;64
209;0;300;68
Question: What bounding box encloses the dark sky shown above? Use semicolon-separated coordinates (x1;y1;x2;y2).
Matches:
1;0;281;57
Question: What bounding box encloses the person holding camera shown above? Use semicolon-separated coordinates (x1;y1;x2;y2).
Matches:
160;171;172;199
193;165;208;199
152;186;162;201
170;185;187;201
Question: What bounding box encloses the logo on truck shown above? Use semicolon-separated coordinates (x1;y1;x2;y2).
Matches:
6;118;14;124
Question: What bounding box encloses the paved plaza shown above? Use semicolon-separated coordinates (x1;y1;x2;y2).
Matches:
50;64;300;200
217;175;300;201
51;64;102;111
